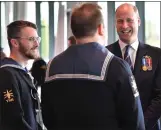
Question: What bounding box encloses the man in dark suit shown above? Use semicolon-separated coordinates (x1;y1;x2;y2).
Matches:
106;3;161;130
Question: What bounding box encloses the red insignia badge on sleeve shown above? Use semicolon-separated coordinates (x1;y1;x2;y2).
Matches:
3;89;14;102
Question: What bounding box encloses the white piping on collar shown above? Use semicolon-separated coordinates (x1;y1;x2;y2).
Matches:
45;51;114;82
0;64;26;71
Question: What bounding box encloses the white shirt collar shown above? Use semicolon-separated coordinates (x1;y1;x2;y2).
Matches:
118;39;139;51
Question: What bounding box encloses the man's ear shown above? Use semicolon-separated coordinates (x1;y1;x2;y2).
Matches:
10;39;19;48
98;24;105;36
138;17;141;26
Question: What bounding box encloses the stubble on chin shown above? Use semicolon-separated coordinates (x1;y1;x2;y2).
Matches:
31;49;40;59
25;49;40;60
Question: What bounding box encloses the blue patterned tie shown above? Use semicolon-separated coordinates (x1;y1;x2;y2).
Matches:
124;45;133;70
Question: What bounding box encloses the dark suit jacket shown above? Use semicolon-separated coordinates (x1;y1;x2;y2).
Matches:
107;41;161;130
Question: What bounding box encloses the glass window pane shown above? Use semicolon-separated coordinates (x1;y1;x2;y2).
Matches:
145;2;160;48
54;2;59;37
1;2;11;56
26;2;36;23
40;2;49;61
1;2;5;49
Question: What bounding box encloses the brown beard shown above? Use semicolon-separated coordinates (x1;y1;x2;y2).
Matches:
18;41;39;59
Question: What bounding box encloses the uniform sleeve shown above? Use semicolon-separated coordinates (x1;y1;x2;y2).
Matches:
144;54;161;128
0;68;32;130
117;74;145;130
108;60;145;130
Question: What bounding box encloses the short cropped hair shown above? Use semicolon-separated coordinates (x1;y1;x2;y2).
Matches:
71;3;103;38
7;20;37;49
115;3;140;18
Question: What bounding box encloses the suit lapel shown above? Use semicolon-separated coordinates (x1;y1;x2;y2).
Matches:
108;41;123;59
108;41;148;76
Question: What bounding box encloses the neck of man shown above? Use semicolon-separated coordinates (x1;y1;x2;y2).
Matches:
10;51;28;68
120;37;138;45
76;35;99;44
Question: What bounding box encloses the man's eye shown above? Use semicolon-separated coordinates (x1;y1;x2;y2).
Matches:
127;19;133;23
28;37;34;41
117;20;123;23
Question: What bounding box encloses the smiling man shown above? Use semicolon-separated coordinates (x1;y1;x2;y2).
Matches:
115;3;140;44
0;20;43;130
106;3;161;130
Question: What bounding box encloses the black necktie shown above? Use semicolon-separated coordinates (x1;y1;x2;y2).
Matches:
124;45;133;70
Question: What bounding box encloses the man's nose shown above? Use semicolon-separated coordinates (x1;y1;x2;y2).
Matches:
34;39;40;46
33;41;39;48
122;21;129;29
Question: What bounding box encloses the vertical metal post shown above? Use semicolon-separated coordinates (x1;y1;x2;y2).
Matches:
36;1;42;54
49;2;55;59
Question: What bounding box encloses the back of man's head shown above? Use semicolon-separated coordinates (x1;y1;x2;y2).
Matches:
71;3;103;39
7;20;37;49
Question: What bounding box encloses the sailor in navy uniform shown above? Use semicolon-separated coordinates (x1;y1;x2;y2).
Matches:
41;3;145;130
0;58;43;130
41;42;145;130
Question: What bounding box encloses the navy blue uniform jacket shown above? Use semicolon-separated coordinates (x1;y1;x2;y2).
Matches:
0;58;39;130
107;41;161;130
41;42;145;130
